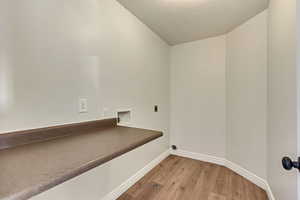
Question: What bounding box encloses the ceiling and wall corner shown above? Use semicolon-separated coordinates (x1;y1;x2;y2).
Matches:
117;0;269;45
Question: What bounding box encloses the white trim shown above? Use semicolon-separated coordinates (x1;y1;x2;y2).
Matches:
265;182;276;200
117;122;132;127
170;149;226;166
225;160;267;190
170;149;276;200
116;109;132;113
101;149;275;200
101;150;170;200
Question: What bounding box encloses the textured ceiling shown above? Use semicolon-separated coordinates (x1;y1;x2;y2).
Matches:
117;0;269;45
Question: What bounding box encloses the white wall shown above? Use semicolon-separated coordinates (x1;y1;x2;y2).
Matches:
170;36;226;158
226;10;268;179
0;0;170;199
268;0;298;199
170;11;268;181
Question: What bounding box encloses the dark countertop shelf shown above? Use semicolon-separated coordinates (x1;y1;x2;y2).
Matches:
0;123;163;200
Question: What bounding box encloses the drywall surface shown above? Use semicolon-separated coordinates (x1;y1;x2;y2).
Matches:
226;10;268;180
268;0;298;199
170;10;269;182
0;0;170;199
170;36;226;158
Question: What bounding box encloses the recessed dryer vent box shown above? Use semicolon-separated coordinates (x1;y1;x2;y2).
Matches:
117;110;131;126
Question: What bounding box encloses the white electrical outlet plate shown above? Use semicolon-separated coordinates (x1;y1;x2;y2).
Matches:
79;98;88;113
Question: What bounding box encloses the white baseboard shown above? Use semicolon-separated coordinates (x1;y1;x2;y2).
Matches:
101;149;275;200
225;160;267;190
171;149;275;200
171;149;226;166
101;150;170;200
265;182;276;200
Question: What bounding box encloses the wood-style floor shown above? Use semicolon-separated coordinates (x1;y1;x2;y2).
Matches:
118;155;268;200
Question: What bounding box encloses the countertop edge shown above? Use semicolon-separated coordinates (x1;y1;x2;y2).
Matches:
0;118;117;151
9;131;163;200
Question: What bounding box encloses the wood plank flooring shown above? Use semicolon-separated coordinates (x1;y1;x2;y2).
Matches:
118;155;268;200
